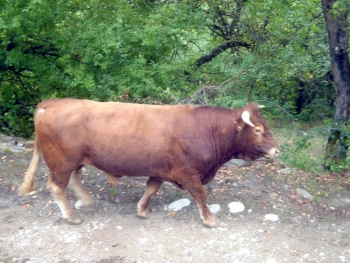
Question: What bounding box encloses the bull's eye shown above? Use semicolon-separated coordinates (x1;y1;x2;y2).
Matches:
255;128;262;134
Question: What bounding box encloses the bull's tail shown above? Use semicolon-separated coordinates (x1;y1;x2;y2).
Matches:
19;135;41;195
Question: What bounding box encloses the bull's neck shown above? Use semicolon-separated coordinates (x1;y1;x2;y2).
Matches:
197;108;237;165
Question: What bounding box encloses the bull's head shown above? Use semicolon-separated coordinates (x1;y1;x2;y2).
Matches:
234;103;279;160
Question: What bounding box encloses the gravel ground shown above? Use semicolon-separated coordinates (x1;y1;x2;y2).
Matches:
0;135;349;263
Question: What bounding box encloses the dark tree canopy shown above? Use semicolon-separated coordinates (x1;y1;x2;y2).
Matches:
0;0;341;139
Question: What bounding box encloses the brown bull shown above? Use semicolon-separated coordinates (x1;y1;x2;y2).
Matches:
19;98;279;227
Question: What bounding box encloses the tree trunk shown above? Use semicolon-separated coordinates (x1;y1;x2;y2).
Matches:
322;0;350;169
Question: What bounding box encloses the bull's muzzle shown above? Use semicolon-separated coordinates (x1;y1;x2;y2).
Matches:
265;147;280;158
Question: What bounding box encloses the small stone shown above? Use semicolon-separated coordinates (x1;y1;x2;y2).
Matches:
264;214;279;222
228;202;245;213
296;188;314;201
168;199;191;212
266;259;277;263
280;168;296;174
224;159;251;167
331;198;350;208
339;256;346;262
75;200;83;209
207;204;220;214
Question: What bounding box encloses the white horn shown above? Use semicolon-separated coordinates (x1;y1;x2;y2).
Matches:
242;111;255;127
258;105;265;108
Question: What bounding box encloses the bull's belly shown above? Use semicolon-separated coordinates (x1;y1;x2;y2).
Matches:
85;156;169;178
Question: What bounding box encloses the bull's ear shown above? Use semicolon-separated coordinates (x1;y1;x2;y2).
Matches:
241;111;255;127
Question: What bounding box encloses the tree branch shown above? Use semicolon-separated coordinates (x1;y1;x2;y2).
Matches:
195;40;250;67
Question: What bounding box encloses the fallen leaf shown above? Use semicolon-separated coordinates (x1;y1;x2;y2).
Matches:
167;211;176;217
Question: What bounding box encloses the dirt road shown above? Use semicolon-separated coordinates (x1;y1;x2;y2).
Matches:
0;135;349;263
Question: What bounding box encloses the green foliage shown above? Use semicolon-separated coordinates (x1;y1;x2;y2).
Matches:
298;98;334;122
280;129;325;173
0;0;338;138
279;120;350;173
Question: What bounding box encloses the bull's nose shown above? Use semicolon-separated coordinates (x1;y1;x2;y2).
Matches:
268;147;279;158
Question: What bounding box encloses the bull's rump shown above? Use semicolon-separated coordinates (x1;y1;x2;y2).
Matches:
35;99;211;177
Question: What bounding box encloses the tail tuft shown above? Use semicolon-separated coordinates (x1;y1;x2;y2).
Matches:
19;136;40;196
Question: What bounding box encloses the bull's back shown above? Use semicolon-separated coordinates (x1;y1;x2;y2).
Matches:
34;99;203;176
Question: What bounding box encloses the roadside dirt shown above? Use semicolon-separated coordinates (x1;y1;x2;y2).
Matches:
0;135;349;263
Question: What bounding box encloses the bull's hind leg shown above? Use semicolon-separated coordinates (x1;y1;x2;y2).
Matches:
106;173;122;187
68;166;95;212
47;175;83;225
180;176;218;228
137;177;163;219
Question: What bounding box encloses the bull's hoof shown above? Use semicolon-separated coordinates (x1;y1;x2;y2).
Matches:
63;213;84;225
137;211;150;219
203;219;219;228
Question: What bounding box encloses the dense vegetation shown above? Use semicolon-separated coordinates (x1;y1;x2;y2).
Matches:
1;0;349;171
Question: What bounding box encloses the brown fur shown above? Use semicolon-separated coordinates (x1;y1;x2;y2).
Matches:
19;98;279;227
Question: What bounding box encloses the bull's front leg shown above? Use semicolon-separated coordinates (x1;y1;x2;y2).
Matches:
137;177;163;219
180;176;218;228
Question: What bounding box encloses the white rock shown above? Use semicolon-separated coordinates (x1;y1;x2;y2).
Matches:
168;198;191;211
228;202;245;213
266;259;277;263
339;256;346;262
207;204;220;214
65;233;79;243
75;200;83;209
264;214;279;221
302;254;310;259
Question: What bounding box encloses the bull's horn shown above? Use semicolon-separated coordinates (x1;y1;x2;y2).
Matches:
242;111;255;127
258;105;265;108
